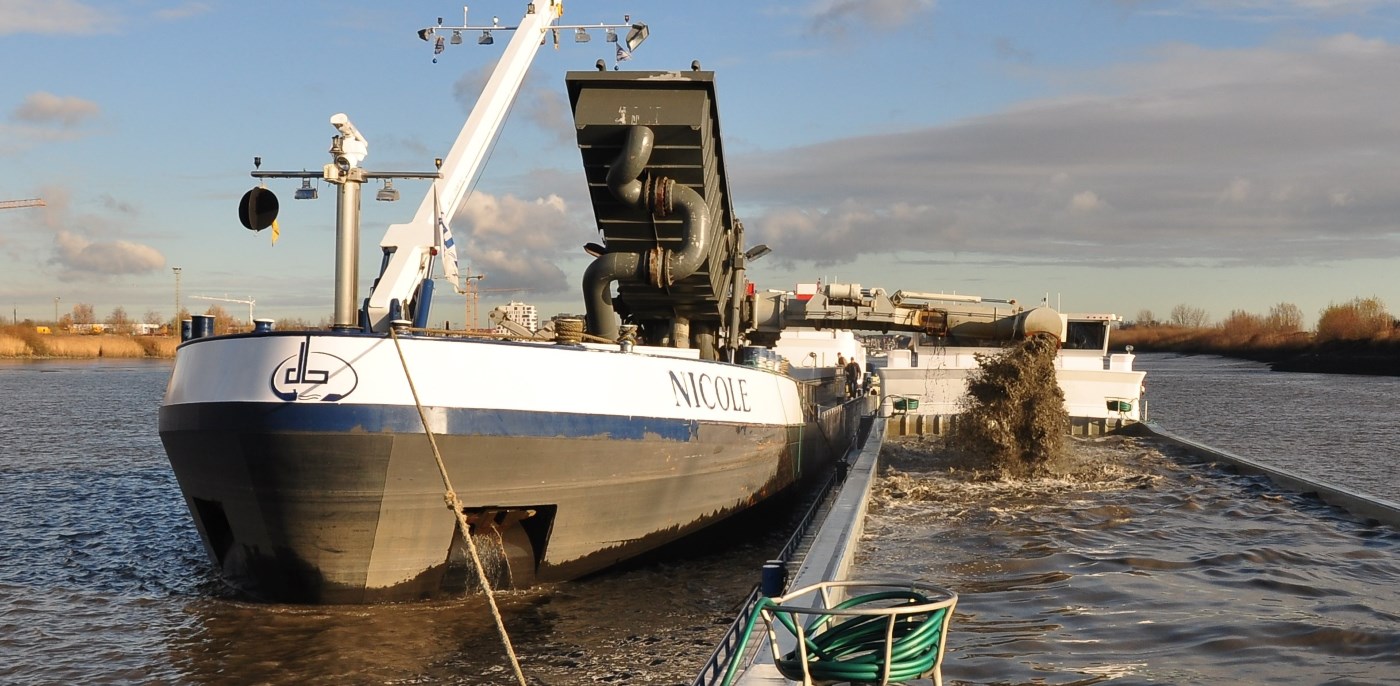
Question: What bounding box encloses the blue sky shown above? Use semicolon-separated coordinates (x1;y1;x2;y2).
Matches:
5;0;1400;329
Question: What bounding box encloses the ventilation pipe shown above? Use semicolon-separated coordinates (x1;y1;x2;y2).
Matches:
583;125;711;340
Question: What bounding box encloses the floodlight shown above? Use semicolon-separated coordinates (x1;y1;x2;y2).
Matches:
574;28;590;43
744;244;772;261
478;30;494;45
294;178;318;200
376;180;399;202
605;27;617;43
625;23;648;52
451;30;463;45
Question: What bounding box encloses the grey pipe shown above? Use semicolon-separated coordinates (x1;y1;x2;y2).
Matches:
584;124;712;339
583;251;640;340
606;126;652;205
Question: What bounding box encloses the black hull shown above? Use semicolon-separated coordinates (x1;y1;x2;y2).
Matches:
160;400;860;603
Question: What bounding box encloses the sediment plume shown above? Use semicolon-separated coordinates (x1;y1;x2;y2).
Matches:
952;334;1069;477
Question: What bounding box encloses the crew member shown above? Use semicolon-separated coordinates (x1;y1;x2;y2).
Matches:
844;358;861;398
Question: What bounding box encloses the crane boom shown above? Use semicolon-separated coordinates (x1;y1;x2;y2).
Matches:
191;295;256;324
364;1;563;331
0;198;46;210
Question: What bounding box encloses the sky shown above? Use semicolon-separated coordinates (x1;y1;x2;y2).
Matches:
5;0;1400;330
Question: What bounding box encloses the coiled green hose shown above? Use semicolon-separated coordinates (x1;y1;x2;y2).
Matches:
720;589;953;686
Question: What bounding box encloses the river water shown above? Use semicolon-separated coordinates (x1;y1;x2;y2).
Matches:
856;353;1400;684
2;354;1398;684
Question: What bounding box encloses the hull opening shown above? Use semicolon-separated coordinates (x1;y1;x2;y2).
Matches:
456;505;556;590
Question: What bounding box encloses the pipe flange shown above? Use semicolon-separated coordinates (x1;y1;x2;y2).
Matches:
651;176;673;217
646;246;666;288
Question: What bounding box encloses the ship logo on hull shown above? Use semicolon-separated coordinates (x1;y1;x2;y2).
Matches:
271;338;358;401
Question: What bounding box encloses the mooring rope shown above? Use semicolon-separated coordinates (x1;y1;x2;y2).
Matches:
388;326;528;686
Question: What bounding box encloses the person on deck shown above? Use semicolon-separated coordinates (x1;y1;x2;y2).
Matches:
844;358;861;399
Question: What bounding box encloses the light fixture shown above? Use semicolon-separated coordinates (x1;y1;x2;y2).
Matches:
625;23;649;52
744;244;772;261
376;180;399;202
450;30;462;45
294;178;318;200
574;27;590;43
478;30;494;45
605;27;617;43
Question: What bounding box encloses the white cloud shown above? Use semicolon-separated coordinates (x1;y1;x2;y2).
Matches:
1219;178;1251;204
733;34;1400;267
453;191;575;294
0;0;117;35
804;0;936;38
27;186;166;278
1069;191;1105;212
12;92;100;128
53;231;165;276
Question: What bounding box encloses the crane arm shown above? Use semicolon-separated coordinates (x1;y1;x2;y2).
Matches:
364;1;561;332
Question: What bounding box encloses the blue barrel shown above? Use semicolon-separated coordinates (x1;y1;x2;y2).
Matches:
760;560;787;597
191;314;214;339
180;319;193;342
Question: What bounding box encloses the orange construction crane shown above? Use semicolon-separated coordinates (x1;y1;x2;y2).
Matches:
0;198;46;210
467;286;531;331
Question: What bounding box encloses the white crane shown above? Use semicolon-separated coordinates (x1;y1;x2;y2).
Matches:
191;295;256;326
0;198;46;210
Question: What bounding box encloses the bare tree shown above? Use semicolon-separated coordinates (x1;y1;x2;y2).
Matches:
106;306;133;334
1264;302;1303;333
71;303;95;325
1169;304;1209;328
143;309;164;326
1133;309;1156;327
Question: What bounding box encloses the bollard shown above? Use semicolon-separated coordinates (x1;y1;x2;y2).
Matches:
253;318;275;333
761;560;787;597
180;319;193;342
191;314;214;339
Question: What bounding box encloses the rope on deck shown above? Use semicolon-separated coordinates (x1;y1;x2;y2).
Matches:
389;325;528;686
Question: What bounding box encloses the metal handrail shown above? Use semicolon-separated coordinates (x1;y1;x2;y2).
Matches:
691;456;846;686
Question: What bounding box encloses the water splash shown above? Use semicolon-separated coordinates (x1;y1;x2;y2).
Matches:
952;335;1069;477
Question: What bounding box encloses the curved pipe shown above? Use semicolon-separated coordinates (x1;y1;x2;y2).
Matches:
583;251;640;340
606;126;652;205
655;180;709;286
584;125;712;339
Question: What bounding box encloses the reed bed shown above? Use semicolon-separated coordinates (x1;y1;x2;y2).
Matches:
0;334;32;356
0;330;177;359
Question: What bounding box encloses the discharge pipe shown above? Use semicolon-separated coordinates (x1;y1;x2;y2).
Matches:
584;125;711;340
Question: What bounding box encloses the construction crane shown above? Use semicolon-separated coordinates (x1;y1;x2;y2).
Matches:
453;268;531;331
191;294;256;327
467;286;531;332
0;198;46;210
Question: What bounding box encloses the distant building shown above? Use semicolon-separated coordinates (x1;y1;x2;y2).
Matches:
493;301;538;334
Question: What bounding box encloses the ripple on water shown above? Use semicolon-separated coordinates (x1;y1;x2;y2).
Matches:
858;434;1400;685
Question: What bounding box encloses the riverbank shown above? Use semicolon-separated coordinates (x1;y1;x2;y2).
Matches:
0;331;176;359
1114;327;1400;375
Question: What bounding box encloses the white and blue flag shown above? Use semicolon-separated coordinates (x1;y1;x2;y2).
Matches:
433;185;463;292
